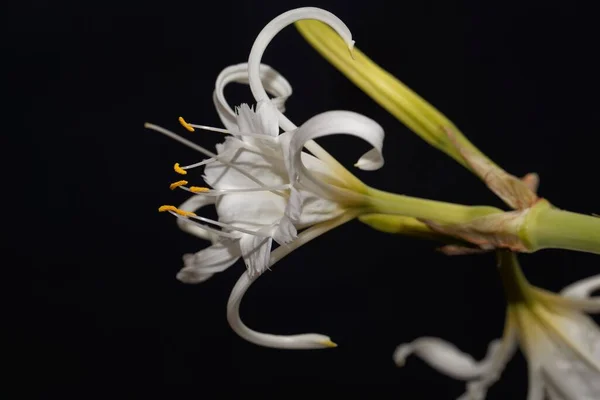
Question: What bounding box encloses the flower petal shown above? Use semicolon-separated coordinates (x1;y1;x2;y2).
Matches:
239;228;274;278
215;192;286;230
214;63;292;131
176;241;241;284
287;110;384;200
176;194;217;241
457;318;519;400
226;212;356;349
273;186;302;245
247;7;354;132
559;274;600;313
539;308;600;398
527;367;546;400
204;137;287;190
394;336;511;381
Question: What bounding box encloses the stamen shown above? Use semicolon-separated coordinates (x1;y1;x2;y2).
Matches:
169;180;188;190
179;158;216;171
158;205;196;217
190;186;210;193
181;184;290;196
167;212;239;239
144;123;283;197
186;122;275;140
174;163;187;175
164;208;273;239
188;215;272;237
178;116;195;132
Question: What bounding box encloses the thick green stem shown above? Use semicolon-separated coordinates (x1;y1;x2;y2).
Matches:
366;186;502;225
522;201;600;255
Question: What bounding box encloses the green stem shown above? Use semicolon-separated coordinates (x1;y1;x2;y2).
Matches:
366;186;502;225
522;201;600;255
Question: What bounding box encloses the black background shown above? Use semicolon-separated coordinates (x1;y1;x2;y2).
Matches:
9;0;599;397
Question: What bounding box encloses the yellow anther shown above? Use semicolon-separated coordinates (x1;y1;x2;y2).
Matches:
190;186;210;193
158;205;196;217
175;209;196;217
174;163;187;175
178;116;195;132
169;180;188;190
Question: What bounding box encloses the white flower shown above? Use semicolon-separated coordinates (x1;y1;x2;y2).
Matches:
393;252;600;399
146;7;385;349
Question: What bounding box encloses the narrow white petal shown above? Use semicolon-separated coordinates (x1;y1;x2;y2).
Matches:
176;195;217;241
561;274;600;298
227;272;335;349
458;320;519;400
559;274;600;313
226;212;356;349
537;308;600;398
527;367;546;400
176;241;241;284
393;337;502;381
247;7;354;132
213;63;292;131
287;111;384;201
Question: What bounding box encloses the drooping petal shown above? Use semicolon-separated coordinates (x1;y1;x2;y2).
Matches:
213;63;292;131
226;212;356;349
176;241;241;284
247;7;354;132
176;194;217;241
457;316;519;400
287;110;384;201
394;337;506;381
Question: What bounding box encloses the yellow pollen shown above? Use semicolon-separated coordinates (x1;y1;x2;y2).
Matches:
190;186;210;193
158;205;196;217
174;163;187;175
178;116;195;132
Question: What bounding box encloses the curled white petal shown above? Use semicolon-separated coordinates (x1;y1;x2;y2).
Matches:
177;194;217;241
177;241;241;284
226;212;356;349
288;111;384;199
248;7;354;131
213;63;292;131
